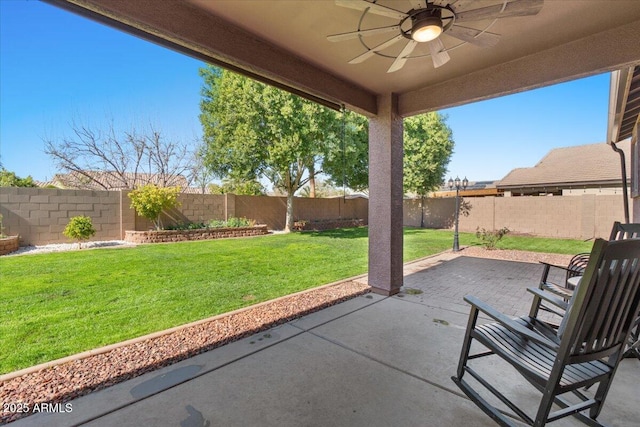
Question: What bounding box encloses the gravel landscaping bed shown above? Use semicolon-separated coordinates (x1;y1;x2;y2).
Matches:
459;245;574;266
0;246;574;424
0;280;369;424
5;240;136;256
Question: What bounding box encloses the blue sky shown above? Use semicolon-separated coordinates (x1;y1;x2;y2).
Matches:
1;1;610;184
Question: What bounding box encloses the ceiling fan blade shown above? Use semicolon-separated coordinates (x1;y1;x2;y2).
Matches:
349;34;404;64
408;0;427;10
387;40;418;73
335;0;408;20
446;25;501;48
327;25;400;42
428;38;450;68
456;0;544;23
450;0;479;11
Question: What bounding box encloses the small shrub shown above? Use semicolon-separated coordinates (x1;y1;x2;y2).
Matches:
63;215;96;248
475;227;510;250
163;218;256;230
165;221;206;231
207;219;226;228
207;217;254;229
128;184;180;230
226;217;255;228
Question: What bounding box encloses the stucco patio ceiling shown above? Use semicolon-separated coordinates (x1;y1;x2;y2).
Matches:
47;0;640;117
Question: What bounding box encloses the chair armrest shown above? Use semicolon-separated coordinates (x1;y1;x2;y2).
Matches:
538;262;576;274
538;262;582;288
464;295;559;350
527;287;569;310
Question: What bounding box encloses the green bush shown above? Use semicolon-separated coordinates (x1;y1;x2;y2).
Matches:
227;217;255;228
63;216;96;248
475;227;510;250
164;221;207;231
207;217;254;229
163;218;256;230
128;185;180;230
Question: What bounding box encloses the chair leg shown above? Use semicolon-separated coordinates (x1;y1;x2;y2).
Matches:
533;399;554;427
588;354;619;420
452;375;518;427
455;305;479;379
622;320;640;359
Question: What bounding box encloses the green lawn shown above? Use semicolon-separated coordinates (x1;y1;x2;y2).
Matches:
0;228;593;374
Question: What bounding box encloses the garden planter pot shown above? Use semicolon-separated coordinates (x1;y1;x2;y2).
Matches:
0;235;20;255
124;225;269;244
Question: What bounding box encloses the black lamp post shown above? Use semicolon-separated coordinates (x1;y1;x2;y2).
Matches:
448;176;468;252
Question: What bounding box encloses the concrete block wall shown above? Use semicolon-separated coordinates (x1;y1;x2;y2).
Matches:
129;192;227;231
457;194;627;239
234;195;368;230
0;187;122;245
405;195;626;239
497;196;581;238
1;187;630;245
404;198;456;228
235;195;288;230
460;197;495;231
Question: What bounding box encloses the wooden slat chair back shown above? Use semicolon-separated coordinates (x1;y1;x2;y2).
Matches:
565;239;640;359
606;222;640;359
538;222;640;307
452;238;640;427
608;221;640;240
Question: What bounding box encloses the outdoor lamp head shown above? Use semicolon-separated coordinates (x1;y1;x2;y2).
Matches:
462;176;469;189
448;177;454;189
411;12;443;43
454;176;461;188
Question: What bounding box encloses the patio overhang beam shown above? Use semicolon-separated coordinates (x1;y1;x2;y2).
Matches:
399;19;640;118
44;0;378;116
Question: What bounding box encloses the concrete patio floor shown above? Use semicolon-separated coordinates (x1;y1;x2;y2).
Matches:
13;253;640;427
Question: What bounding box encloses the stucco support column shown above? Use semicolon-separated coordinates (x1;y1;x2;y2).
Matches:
368;93;403;296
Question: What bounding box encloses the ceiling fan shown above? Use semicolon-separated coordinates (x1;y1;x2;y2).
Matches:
327;0;544;73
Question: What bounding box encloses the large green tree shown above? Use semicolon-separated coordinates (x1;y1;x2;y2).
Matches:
200;66;342;231
321;111;369;193
199;67;454;230
0;168;36;187
403;112;455;227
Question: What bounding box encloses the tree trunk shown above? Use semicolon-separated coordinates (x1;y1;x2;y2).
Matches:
284;192;295;232
309;176;316;198
309;163;316;198
421;194;425;228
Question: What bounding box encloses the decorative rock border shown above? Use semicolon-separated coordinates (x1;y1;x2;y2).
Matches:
124;225;269;244
0;235;19;255
293;218;364;231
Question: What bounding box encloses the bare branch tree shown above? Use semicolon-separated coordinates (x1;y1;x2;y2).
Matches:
44;120;195;190
189;143;216;194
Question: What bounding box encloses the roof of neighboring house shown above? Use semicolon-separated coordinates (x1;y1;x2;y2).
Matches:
497;141;631;189
46;171;189;190
431;180;500;198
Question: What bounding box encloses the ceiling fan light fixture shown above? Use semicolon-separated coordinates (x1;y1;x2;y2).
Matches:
411;14;442;42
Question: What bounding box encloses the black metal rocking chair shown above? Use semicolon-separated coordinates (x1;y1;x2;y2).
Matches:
452;238;640;427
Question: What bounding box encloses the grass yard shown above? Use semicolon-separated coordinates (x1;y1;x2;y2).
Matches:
0;227;593;374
